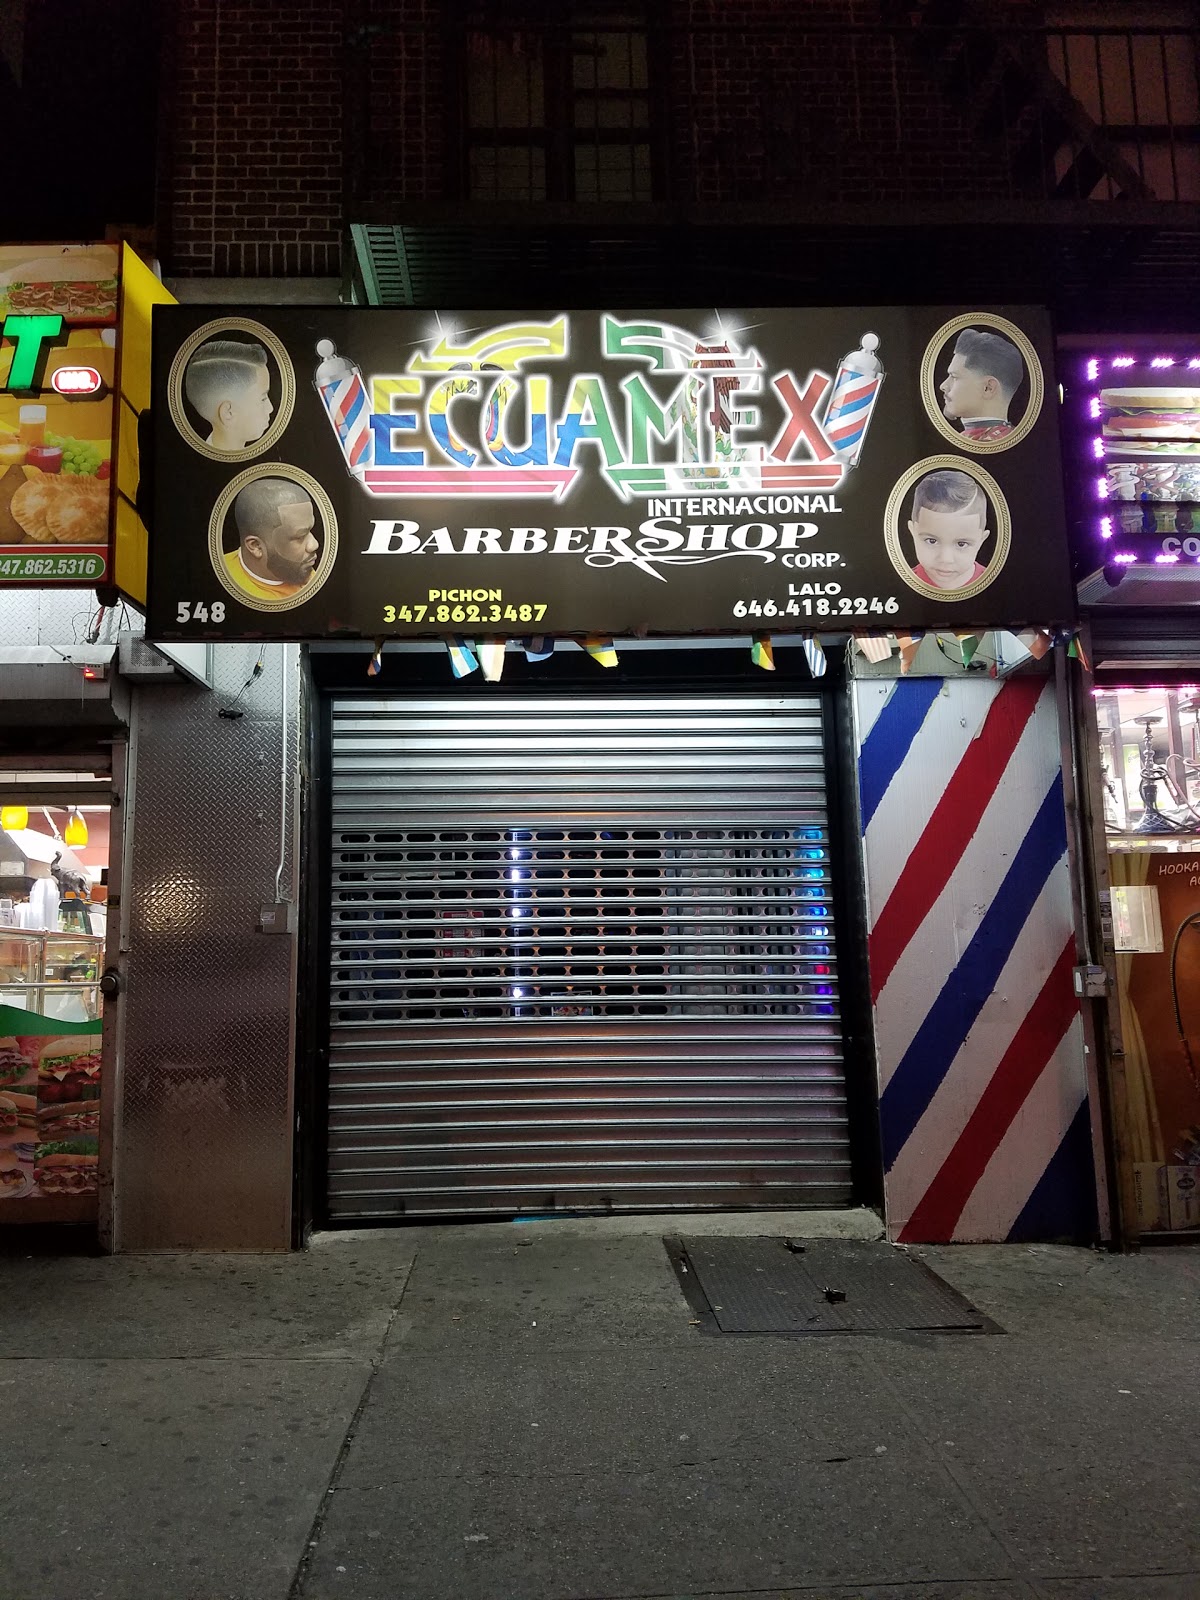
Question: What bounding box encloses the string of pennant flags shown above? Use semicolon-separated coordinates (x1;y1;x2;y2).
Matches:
837;625;1079;675
364;636;621;681
364;626;1087;679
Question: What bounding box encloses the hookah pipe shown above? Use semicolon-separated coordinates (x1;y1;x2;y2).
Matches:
1169;908;1200;1097
1157;700;1200;828
1132;715;1188;834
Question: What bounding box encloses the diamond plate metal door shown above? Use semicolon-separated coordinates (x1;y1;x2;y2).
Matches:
115;643;301;1249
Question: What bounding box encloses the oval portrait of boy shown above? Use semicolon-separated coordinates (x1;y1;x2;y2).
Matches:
920;313;1043;454
884;455;1011;603
208;465;338;613
168;317;296;462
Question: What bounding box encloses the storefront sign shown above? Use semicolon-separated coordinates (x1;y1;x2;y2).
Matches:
1076;346;1200;582
0;1005;100;1216
112;243;177;608
0;244;118;587
148;305;1072;640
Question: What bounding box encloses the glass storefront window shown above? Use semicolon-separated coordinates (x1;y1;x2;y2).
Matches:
1094;686;1200;845
1098;691;1200;1233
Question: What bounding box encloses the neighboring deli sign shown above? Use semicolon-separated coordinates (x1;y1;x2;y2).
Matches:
148;305;1072;640
0;244;118;587
1073;346;1200;579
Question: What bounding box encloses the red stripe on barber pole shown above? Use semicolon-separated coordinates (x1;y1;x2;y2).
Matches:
868;675;1044;1004
896;938;1078;1243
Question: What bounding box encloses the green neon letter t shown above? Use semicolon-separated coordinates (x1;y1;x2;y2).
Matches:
3;314;65;390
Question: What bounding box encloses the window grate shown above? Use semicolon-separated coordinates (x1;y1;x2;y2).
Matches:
325;694;851;1219
332;824;838;1024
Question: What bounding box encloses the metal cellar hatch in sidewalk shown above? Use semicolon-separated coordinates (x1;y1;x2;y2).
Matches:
325;693;851;1220
666;1237;995;1335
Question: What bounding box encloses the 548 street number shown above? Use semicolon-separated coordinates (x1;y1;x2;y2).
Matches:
176;601;227;624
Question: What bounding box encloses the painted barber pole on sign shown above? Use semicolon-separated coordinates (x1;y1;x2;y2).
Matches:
821;333;884;467
853;674;1095;1243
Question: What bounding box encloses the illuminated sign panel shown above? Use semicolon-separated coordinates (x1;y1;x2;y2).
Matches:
148;304;1072;641
0;244;118;587
51;365;103;397
1076;349;1200;583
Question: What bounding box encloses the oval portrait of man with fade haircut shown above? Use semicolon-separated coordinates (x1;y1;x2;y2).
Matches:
167;317;296;462
920;313;1043;455
185;339;274;453
209;465;338;613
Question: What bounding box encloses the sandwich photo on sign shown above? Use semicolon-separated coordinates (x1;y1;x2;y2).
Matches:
0;1147;29;1198
1100;388;1200;454
34;1140;98;1195
37;1035;102;1106
34;1034;100;1197
1;1087;36;1151
0;1035;37;1200
0;1035;30;1090
0;245;119;323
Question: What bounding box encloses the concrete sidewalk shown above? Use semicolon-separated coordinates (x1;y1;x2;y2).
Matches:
1;1213;1198;1600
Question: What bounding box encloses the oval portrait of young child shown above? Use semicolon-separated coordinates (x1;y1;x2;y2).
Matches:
920;313;1043;455
208;464;338;613
168;317;296;462
883;455;1011;603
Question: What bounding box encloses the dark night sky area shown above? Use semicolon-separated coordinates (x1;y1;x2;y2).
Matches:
0;0;160;241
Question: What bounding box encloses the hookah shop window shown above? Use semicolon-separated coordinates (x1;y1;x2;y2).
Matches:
1097;683;1200;1233
1096;686;1200;843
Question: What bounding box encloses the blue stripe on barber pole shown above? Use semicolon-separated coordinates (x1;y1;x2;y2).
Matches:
856;677;941;829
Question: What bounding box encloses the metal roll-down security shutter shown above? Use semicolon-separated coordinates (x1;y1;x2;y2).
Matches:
327;695;851;1219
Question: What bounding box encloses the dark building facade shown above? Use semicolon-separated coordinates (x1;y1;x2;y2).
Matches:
5;0;1199;1248
152;0;1199;322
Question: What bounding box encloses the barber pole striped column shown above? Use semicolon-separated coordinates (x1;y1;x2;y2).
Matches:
853;675;1096;1243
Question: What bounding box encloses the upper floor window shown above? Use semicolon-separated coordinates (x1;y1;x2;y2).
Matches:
461;3;654;202
1044;2;1200;199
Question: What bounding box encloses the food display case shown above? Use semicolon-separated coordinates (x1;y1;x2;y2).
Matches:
0;931;104;1022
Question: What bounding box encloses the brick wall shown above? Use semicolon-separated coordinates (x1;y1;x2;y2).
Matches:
356;1;447;209
661;0;1014;205
164;0;345;276
162;0;1045;277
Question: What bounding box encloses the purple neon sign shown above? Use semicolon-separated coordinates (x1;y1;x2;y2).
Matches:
1080;347;1200;571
